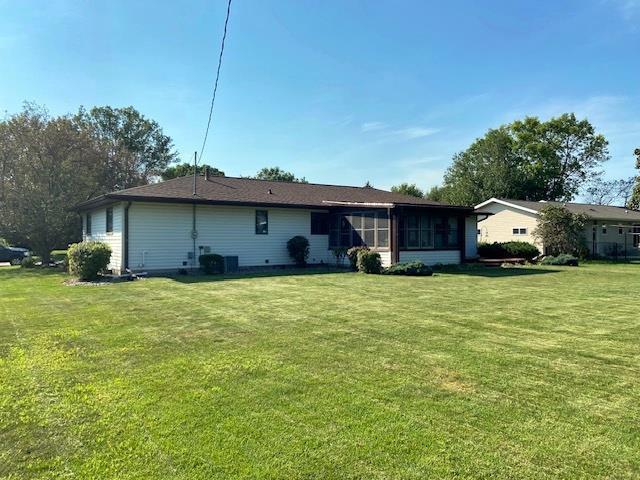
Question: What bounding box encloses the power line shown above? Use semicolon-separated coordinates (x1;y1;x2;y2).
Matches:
199;0;232;163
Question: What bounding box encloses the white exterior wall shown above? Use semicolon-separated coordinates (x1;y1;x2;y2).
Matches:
399;250;461;265
128;202;334;271
377;250;392;267
83;203;124;273
477;203;543;251
465;216;478;259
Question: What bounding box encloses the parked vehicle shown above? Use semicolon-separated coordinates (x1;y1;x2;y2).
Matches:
0;246;29;265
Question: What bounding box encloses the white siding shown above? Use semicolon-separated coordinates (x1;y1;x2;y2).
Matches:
477;203;543;251
83;203;123;273
465;216;478;259
378;250;392;267
399;250;461;265
128;202;334;271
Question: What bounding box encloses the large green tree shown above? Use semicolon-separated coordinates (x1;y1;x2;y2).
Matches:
161;163;224;180
391;183;424;198
532;205;589;256
75;106;178;190
253;167;307;183
628;148;640;210
430;114;609;206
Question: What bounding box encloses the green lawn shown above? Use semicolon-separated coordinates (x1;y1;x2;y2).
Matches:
1;264;639;479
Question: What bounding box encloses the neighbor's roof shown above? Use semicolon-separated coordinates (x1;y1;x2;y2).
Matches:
76;175;470;211
475;197;640;222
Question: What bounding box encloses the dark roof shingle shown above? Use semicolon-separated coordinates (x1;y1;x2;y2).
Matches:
77;176;468;210
495;198;640;222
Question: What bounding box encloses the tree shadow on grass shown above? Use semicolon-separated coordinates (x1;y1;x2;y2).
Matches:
435;266;560;278
166;266;353;284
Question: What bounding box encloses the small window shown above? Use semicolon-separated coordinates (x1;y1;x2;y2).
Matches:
602;224;607;234
310;212;329;235
106;207;113;233
255;210;268;234
619;227;623;235
477;228;481;235
86;213;92;235
512;227;527;235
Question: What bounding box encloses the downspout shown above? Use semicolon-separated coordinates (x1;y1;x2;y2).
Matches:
192;203;197;271
460;214;466;262
123;202;131;271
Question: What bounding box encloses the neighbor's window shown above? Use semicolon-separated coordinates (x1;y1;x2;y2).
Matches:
602;224;607;234
512;227;527;235
310;212;329;235
106;207;113;233
255;210;268;234
619;227;623;235
86;213;92;235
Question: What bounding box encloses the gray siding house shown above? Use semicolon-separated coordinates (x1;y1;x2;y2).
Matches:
76;175;480;274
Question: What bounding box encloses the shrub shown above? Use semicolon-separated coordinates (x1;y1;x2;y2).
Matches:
199;253;224;274
541;254;579;266
287;236;310;266
383;260;433;276
347;246;369;270
20;256;37;269
356;250;382;274
67;241;111;280
478;241;539;261
331;247;348;266
51;250;68;263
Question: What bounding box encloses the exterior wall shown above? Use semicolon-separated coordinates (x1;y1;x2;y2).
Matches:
584;220;640;257
128;202;334;271
378;250;392;267
83;203;124;273
465;216;478;259
399;250;461;265
477;203;543;251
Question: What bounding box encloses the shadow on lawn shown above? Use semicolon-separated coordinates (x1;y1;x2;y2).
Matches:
436;266;560;277
167;266;352;284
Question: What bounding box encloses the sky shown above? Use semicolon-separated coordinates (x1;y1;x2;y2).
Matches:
1;0;639;192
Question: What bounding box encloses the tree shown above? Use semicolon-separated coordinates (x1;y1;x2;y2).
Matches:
161;163;224;180
628;148;640;210
254;167;307;183
75;106;178;191
532;205;589;256
0;104;109;260
430;114;609;206
391;183;424;198
584;177;635;206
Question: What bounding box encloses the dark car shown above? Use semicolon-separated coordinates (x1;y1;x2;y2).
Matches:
0;246;29;264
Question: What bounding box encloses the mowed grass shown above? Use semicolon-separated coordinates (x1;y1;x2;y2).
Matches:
1;264;639;479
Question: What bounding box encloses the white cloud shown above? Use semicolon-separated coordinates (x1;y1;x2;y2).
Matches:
361;121;387;132
390;127;440;140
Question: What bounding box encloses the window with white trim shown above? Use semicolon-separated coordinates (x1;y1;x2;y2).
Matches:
512;227;527;235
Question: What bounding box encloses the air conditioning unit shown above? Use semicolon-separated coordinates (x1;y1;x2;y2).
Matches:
223;256;239;273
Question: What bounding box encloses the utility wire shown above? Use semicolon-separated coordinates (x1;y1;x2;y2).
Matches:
199;0;232;163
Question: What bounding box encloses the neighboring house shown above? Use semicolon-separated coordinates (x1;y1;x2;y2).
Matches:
75;174;481;274
475;198;640;258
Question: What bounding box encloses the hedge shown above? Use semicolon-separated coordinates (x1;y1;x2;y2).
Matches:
199;254;225;274
541;254;579;266
347;246;369;270
67;241;111;280
478;241;540;261
356;250;382;274
383;260;433;276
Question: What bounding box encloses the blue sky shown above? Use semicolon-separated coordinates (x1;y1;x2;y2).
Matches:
1;0;639;192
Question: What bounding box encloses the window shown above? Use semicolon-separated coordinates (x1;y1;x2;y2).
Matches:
512;227;527;235
399;213;459;249
255;210;268;234
86;213;92;235
106;207;113;233
310;212;329;235
602;224;607;234
328;211;390;249
619;227;624;235
634;225;640;247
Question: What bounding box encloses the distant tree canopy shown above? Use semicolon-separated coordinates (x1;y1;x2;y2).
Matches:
428;114;609;206
532;205;589;256
628;148;640;210
0;103;179;260
584;176;635;206
391;183;424;198
253;167;307;183
161;163;225;181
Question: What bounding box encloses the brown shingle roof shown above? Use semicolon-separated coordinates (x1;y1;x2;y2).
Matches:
77;176;468;211
495;198;640;222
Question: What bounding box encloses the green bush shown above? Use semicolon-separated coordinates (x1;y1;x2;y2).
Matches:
20;256;37;269
356;250;382;274
478;241;539;261
287;236;310;266
541;254;579;266
199;253;224;274
347;246;369;270
383;261;433;276
67;241;111;280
